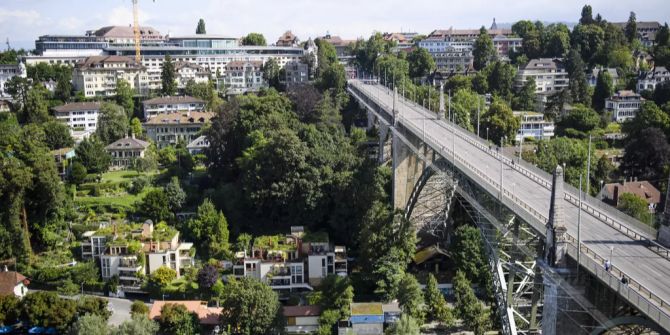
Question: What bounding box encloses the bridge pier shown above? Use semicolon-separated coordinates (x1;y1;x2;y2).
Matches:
659;174;670;247
392;130;426;210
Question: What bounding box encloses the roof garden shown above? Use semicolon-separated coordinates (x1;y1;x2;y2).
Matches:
253;235;296;252
94;223;140;237
351;303;383;316
302;231;329;243
152;222;178;242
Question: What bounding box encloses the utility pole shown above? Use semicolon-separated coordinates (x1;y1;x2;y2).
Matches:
578;174;582;269
448;89;452;123
586;134;592;197
477;98;481;137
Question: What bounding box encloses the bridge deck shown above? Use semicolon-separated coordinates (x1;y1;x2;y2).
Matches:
350;80;670;321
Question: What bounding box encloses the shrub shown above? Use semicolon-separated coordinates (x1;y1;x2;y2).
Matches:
130;176;150;194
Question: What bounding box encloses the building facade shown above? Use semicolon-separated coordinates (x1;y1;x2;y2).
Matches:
186;135;209;155
104;136;150;170
223;61;266;95
174;62;210;89
513;111;555;142
73;56;149;97
143;111;214;148
142;95;205;120
606;90;644;123
52;101;101;131
0;63;27;98
589;67;619;87
515;58;569;94
638;66;670;92
284;61;309;85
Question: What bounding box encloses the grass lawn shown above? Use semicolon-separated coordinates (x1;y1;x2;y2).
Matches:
100;170;160;183
75;187;158;211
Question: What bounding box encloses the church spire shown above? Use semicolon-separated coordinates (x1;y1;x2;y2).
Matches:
490;18;498;30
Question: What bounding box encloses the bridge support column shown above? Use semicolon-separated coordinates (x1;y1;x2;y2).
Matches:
545;165;568;268
659;173;670;247
378;124;390;164
392;132;424;210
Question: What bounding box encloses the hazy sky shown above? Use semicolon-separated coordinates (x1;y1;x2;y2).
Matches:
1;0;669;49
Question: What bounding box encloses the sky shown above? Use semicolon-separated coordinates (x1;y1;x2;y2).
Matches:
1;0;669;50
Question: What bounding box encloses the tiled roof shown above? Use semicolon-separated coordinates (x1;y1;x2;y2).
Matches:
143;96;205;105
604;181;661;205
225;60;263;69
93;25;162;39
282;305;322;317
105;137;150;150
175;62;207;73
609;90;641;99
428;28;513;40
0;271;27;295
522;58;563;71
277;31;299;46
77;56;142;69
52;102;101;113
144;111;215;125
150;301;223;325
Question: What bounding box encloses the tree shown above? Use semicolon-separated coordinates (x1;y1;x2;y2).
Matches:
130;117;143;139
4;76;31;112
623;101;670;137
580;5;594;25
96;102;128;144
451;225;486;283
262;58;281;90
158;303;199;335
186;199;229;259
75;137;111;173
113;315;159;335
318;62;346;92
618;193;653;225
625;12;637;44
557;104;601;138
150;266;177;290
407;47;435;78
77;297;112;320
115;79;135;118
473;26;496;70
55;74;72;103
164;177;186;213
0;295;20;326
566;49;590;104
514;77;537;111
140;189;172;222
130;301;149;317
161;55;177;96
448;89;481;131
482;98;519;145
453;271;490;335
69;161;87;185
23;85;50;124
319;275;354;318
592;68;614;111
241;33;267;46
68;313;111;335
653;82;670;107
397;273;425;322
197;265;219;290
21;291;77;331
571;24;605;64
424;273;454;327
196;19;206;34
487;61;516;98
385;314;420;335
543;24;571;57
42;120;74;150
219;277;283;335
621;127;670;182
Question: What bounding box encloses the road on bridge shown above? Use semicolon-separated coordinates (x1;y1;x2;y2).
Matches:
351;80;670;317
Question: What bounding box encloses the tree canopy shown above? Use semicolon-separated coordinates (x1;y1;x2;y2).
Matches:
196;19;206;34
241;33;267;46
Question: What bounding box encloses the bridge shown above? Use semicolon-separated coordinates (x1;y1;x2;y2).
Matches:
347;78;670;334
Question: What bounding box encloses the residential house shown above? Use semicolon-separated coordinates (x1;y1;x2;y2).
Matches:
277;31;300;47
600;180;661;213
51;147;75;180
613;21;661;47
0;268;29;298
283;305;321;334
638;66;670;92
150;300;222;333
52;101;102;132
104;136;150;170
232;226;348;293
283;61;309;86
81;220;194;287
187;135;209;155
515;58;569;94
223;61;266;95
142;95;205;120
383;32;417;52
143;111;214;149
73;55;149;97
175;62;210;89
318;34;355;62
492;35;523;59
513;111;555;142
589;67;619;87
417;38;473;74
338;303;384;335
606;90;644;123
0;63;27;98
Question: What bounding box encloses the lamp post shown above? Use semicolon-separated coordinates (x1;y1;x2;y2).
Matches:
578;174;583;269
486;127;489;142
586;134;592;196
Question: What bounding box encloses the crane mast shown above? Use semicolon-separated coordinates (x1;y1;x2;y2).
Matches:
132;0;141;63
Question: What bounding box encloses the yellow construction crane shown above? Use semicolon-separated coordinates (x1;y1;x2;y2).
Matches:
131;0;155;63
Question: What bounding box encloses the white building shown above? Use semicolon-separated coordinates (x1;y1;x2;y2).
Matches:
514;111;555;142
187;135;209;155
143;111;215;148
142;95;205;120
589;67;619;87
638;66;670;92
515;58;569;94
606;90;644;123
417;39;473;73
175;62;210;89
105;136;150;170
0;269;29;298
283;306;321;334
0;63;27;98
224;60;266;95
73;55;149;97
284;61;309;86
52;102;101;132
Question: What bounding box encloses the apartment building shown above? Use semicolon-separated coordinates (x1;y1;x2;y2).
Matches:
284;61;309;85
0;63;27;98
143;111;215;148
613;21;661;47
52;101;101;131
276;31;300;47
223;61;266;95
513;111;555;142
232;226;347;293
492;35;523;59
142;95;205;120
186;135;209;155
81;221;194;287
73;55;149;97
515;58;569;93
175;62;210;89
589;67;619;87
638;66;670;92
606;90;644;123
105;136;150;170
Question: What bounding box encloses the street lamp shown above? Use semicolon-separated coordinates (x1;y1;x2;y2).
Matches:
486;127;489;142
